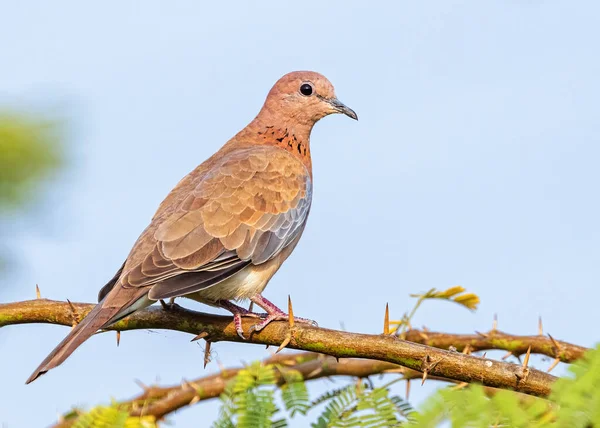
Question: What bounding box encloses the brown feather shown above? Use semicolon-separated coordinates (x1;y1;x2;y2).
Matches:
26;70;358;382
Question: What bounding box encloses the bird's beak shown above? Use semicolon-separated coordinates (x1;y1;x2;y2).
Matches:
327;97;358;120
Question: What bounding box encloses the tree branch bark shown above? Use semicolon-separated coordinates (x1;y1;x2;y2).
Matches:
53;352;443;426
1;299;570;403
402;329;585;363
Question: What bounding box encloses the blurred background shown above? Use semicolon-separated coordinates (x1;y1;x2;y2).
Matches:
1;1;599;426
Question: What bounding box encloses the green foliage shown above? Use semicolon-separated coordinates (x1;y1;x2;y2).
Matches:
551;344;600;425
279;368;311;417
213;363;414;428
410;384;552;427
213;362;286;428
311;384;360;427
311;382;414;427
411;345;600;427
70;405;156;428
0;112;63;211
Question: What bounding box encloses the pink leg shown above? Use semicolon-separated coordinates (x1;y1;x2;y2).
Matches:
216;300;264;340
248;294;317;333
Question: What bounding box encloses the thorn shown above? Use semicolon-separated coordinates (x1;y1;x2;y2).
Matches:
35;284;41;299
159;299;169;310
522;346;532;369
182;378;200;391
189;395;200;405
287;295;295;328
116;331;121;347
547;357;560;373
405;379;411;400
134;379;149;391
482;352;487;359
548;334;561;353
462;344;472;355
452;382;469;390
335;356;340;363
203;341;212;368
492;313;498;331
501;351;513;360
383;303;390;335
66;299;79;327
538;316;543;336
306;367;323;378
276;332;291;353
421;370;428;386
191;332;209;342
248;301;254;312
265;344;270;349
475;331;488;338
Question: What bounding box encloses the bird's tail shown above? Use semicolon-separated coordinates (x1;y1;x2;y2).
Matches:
26;288;147;384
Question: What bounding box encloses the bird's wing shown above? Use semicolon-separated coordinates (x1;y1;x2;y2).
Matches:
97;261;125;302
117;145;312;300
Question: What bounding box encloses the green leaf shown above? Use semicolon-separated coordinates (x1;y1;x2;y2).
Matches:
71;406;156;428
280;368;310;417
0;112;64;211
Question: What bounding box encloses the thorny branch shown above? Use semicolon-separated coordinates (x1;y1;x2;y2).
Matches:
402;329;586;363
55;352;411;426
2;299;579;399
55;349;557;426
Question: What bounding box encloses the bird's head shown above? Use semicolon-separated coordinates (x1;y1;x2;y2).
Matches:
259;71;358;127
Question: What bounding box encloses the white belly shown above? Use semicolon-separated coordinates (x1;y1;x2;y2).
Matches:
183;230;302;305
193;265;271;302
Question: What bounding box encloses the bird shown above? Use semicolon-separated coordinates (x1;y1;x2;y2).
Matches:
26;70;357;384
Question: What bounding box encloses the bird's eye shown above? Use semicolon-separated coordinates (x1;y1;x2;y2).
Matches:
300;83;313;96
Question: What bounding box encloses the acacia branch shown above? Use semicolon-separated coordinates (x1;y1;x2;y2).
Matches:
1;299;569;402
402;329;586;363
55;352;409;426
55;350;553;426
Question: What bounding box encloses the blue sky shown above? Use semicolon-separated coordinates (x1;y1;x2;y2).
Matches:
1;1;599;426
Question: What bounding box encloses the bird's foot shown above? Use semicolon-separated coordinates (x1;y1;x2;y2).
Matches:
248;312;317;333
217;300;266;340
217;297;317;339
247;294;317;334
159;298;178;310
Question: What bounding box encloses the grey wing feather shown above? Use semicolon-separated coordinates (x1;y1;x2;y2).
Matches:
98;262;125;302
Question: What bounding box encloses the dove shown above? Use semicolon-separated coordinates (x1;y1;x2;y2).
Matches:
27;71;357;383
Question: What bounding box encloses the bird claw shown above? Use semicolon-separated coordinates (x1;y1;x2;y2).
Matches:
233;313;246;340
233;312;271;339
248;313;317;334
160;298;179;311
219;298;316;340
